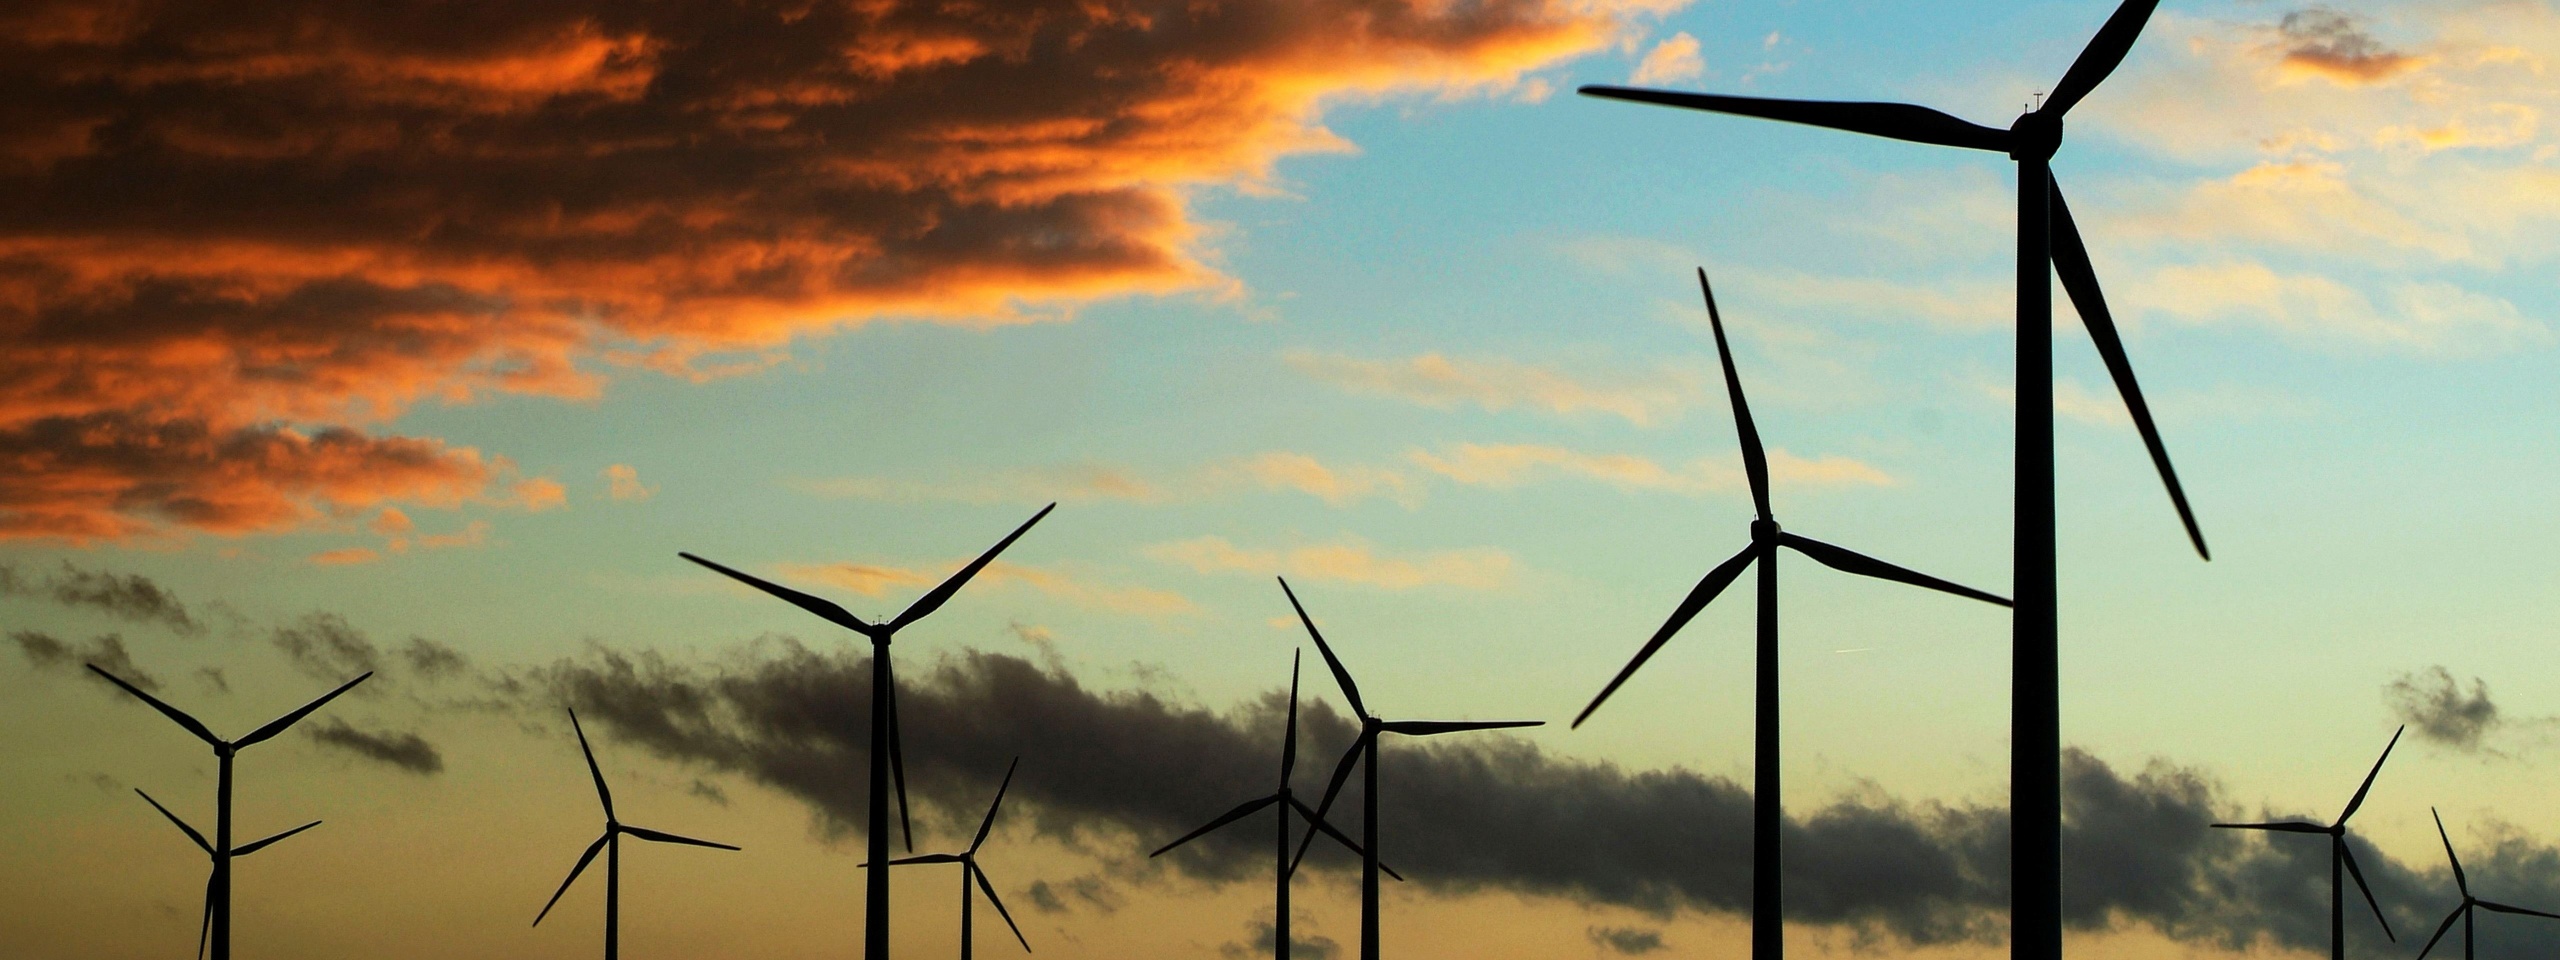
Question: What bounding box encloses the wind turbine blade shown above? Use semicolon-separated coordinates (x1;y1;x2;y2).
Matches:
1575;543;1759;728
197;874;214;960
971;758;1021;854
679;552;877;635
888;503;1056;631
1277;578;1367;720
87;665;222;747
1286;796;1405;882
2049;183;2208;560
135;790;213;854
1579;86;2013;153
2434;808;2468;894
532;833;610;927
1778;533;2012;606
2341;843;2394;941
1282;650;1301;782
974;864;1033;952
622;825;741;851
1379;720;1543;736
2336;725;2404;826
864;853;965;866
235;672;372;747
2415;908;2463;960
233;820;321;856
567;708;615;820
1290;735;1369;875
2208;820;2327;833
1698;268;1770;520
2475;900;2560;920
886;656;913;852
2043;0;2162;116
1149;795;1282;857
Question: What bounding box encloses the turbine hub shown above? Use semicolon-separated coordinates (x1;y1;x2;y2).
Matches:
1750;518;1780;542
215;741;236;758
2009;110;2063;161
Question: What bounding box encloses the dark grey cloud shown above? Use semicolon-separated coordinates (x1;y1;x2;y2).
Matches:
400;636;470;681
14;629;158;690
1221;916;1338;960
306;717;443;775
272;612;381;683
1588;926;1666;955
2389;667;2500;751
527;639;2560;952
194;666;228;695
688;778;730;806
0;561;202;634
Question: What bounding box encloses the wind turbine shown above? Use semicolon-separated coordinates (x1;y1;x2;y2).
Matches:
1573;269;2011;960
1149;651;1401;960
681;502;1053;960
868;759;1030;960
533;709;740;960
2211;725;2403;960
86;663;369;960
1280;577;1542;960
2415;808;2560;960
1579;4;2211;958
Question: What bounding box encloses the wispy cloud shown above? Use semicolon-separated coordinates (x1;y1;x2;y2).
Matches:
1145;535;1512;590
604;464;656;502
1629;32;1703;85
1286;351;1703;426
1408;442;1890;493
775;561;1197;617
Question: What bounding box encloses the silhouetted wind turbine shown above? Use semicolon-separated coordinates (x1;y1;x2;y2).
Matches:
533;709;739;960
1573;269;2011;960
2212;725;2403;960
867;759;1030;960
1279;577;1541;960
87;663;368;960
1150;651;1400;960
2415;808;2560;960
681;502;1053;960
1581;5;2211;958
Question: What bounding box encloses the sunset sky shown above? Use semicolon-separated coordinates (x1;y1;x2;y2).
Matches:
6;0;2560;958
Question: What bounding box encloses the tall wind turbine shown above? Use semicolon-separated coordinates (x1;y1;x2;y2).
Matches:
1150;651;1400;960
1579;5;2211;958
870;759;1030;960
87;663;369;960
681;502;1053;960
2415;808;2560;960
1573;269;2011;960
1280;577;1542;960
533;709;740;960
2211;726;2403;960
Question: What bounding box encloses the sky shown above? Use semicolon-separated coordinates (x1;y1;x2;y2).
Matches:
4;0;2560;957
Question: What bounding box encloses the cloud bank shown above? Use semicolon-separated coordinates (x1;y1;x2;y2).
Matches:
0;0;1670;542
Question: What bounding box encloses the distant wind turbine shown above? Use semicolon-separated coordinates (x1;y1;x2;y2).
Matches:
681;502;1054;960
1579;4;2212;957
1574;269;2010;960
2414;808;2560;960
1150;651;1400;960
1280;577;1542;960
533;709;739;960
2212;725;2403;960
867;759;1031;960
87;663;368;960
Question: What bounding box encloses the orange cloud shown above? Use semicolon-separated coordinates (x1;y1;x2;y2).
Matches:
2271;9;2428;86
1146;535;1512;590
603;464;655;502
0;0;1674;542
